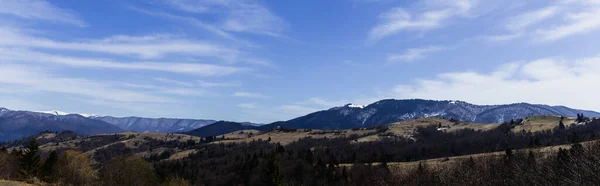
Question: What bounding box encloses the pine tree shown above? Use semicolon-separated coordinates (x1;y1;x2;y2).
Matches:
505;148;513;158
340;167;348;181
559;120;566;130
41;151;58;180
20;139;41;179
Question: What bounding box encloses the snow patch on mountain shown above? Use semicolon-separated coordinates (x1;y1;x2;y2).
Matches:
347;104;366;109
39;110;70;116
80;113;102;117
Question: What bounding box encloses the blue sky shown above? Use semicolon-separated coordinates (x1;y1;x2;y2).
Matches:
1;0;600;123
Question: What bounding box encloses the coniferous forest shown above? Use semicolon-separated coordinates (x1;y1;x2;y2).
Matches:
1;117;600;185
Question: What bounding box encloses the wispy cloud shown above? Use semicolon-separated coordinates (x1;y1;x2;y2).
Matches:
232;91;269;99
0;0;86;26
0;28;238;60
486;33;523;42
535;7;600;42
0;64;176;103
367;0;476;44
390;55;600;110
490;1;600;42
387;46;445;63
153;77;240;88
197;80;240;87
238;103;258;109
164;0;288;37
153;77;195;87
0;48;245;76
506;6;560;32
130;7;244;43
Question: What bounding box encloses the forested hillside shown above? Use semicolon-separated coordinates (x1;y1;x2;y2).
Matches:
1;115;599;185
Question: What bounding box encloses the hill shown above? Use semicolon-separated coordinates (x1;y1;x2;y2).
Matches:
185;121;258;137
4;130;202;166
212;116;580;145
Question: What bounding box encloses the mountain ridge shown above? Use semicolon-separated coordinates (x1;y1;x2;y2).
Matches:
0;108;122;141
257;99;600;130
2;99;600;140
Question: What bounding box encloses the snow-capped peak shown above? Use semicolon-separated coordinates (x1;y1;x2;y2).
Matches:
81;113;102;117
347;104;365;109
35;109;102;117
39;110;70;116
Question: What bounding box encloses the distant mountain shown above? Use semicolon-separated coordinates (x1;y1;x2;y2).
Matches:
3;99;598;140
258;99;600;130
0;107;122;141
0;107;263;141
91;116;217;133
185;121;257;137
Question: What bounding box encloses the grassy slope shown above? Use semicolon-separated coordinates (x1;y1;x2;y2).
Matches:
213;116;572;145
10;115;573;165
338;139;600;179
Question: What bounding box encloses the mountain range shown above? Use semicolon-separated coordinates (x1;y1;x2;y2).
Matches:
90;116;216;133
184;99;600;137
0;108;121;141
257;99;600;130
0;108;222;141
2;99;600;141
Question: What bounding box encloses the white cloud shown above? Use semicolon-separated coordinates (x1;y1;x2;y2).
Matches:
486;33;523;42
506;6;560;32
164;0;288;37
153;78;195;87
153;78;240;88
232;92;268;99
0;0;85;26
535;7;600;42
0;48;245;76
130;8;245;44
0;28;238;60
197;80;240;87
367;0;476;44
387;46;445;62
0;64;177;103
156;88;209;96
390;55;600;111
490;1;600;42
238;103;257;109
